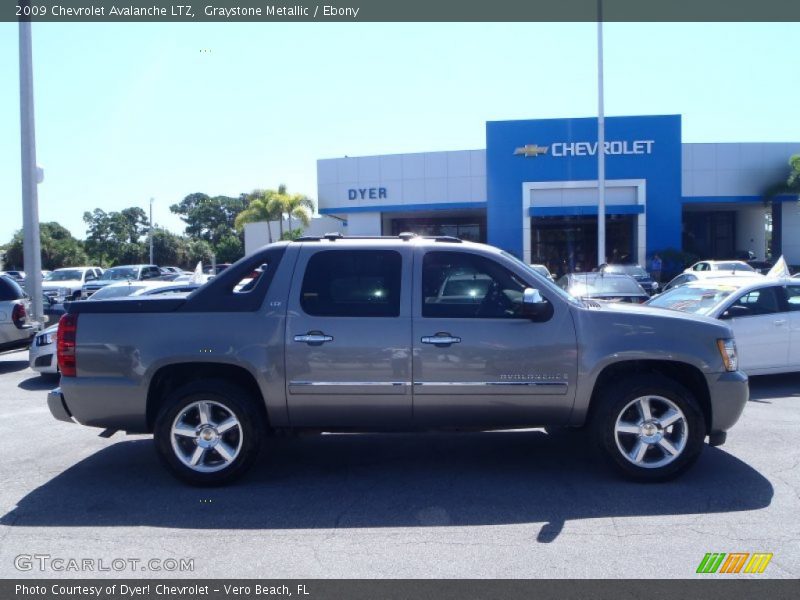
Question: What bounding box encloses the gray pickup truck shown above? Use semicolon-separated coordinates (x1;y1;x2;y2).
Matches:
48;235;748;485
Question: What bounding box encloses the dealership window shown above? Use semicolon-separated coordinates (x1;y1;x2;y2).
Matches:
531;214;636;277
422;251;527;319
389;216;486;242
300;250;402;317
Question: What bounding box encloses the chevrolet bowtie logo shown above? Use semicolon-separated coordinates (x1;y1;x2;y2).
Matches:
513;144;549;157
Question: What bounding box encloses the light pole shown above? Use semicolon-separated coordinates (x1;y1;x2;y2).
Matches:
596;0;607;267
19;18;43;322
149;197;154;264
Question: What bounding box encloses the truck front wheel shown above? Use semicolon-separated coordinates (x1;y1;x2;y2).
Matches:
592;374;706;482
154;380;263;485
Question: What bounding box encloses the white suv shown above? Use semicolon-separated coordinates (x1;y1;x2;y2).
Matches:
42;267;103;302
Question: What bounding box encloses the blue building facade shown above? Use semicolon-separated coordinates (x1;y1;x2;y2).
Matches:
313;114;798;273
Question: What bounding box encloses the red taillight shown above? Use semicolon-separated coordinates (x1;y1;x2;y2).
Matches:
57;313;78;377
11;303;26;328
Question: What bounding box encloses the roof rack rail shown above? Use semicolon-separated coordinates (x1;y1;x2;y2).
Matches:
291;233;463;243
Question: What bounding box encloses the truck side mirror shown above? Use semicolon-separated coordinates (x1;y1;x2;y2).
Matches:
521;287;553;322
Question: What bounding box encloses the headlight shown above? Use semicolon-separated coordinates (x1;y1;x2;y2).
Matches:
717;338;738;372
36;332;54;346
652;281;659;290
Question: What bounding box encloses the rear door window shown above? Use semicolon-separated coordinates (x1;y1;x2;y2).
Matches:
0;276;24;301
300;250;402;317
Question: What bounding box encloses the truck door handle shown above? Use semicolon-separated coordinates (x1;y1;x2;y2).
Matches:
773;319;787;326
294;332;334;345
421;333;461;346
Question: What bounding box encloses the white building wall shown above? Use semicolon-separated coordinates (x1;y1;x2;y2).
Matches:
782;202;800;265
317;150;487;212
345;212;382;235
682;143;799;197
735;207;768;260
244;215;345;255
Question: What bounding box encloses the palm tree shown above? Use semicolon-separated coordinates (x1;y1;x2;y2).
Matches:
234;186;316;243
277;184;315;239
234;189;282;243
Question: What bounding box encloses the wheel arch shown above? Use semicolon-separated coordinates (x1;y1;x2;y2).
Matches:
585;360;712;434
146;362;269;433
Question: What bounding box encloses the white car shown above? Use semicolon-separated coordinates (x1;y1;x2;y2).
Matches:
661;269;764;293
684;260;756;274
42;267;103;302
528;263;555;281
29;280;202;376
647;277;800;376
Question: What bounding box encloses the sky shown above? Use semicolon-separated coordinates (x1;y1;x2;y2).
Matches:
1;22;799;243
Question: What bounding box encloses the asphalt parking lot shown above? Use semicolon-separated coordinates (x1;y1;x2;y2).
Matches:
0;349;797;579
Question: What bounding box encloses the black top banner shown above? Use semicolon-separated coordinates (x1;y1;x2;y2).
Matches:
5;0;800;22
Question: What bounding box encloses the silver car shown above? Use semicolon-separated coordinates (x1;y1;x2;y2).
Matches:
0;275;39;354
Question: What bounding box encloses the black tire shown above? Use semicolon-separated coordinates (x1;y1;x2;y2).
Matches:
591;374;705;482
154;379;264;486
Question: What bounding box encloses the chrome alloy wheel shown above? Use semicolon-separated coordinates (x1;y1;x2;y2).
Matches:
613;395;688;469
170;400;243;473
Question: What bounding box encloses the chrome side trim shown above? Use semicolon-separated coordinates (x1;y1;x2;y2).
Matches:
412;381;567;387
289;381;409;387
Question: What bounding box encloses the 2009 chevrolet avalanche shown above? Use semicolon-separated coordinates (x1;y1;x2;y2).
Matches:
48;235;748;485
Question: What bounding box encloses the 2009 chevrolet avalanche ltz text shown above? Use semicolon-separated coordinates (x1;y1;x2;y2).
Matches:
47;235;748;485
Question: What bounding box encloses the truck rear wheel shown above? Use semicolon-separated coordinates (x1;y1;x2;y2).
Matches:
591;374;705;482
154;379;263;485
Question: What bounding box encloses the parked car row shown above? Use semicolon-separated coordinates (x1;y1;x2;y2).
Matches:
3;265;205;301
553;255;799;376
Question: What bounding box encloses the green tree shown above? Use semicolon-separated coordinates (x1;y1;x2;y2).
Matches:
186;239;214;267
788;154;800;192
214;233;244;263
152;229;189;267
3;222;88;270
83;207;150;266
170;193;248;246
112;207;150;245
82;209;115;266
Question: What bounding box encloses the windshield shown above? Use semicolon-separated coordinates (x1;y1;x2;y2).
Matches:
100;267;138;281
568;275;644;295
604;264;648;277
717;262;755;272
90;284;147;300
646;285;737;315
45;270;83;281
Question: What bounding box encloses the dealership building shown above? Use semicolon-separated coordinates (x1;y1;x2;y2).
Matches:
309;114;799;275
